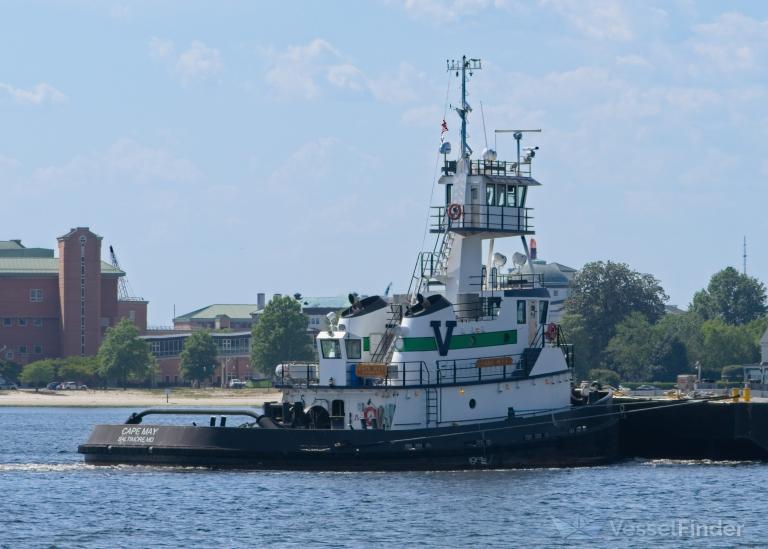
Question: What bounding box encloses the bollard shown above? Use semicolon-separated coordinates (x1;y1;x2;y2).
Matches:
731;388;740;402
743;384;751;403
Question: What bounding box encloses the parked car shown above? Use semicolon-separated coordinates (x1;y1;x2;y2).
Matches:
228;379;246;389
62;381;88;390
46;382;61;390
635;385;658;391
0;380;18;390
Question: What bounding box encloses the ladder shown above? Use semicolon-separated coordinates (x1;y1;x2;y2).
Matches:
369;304;403;364
425;386;439;428
410;226;456;297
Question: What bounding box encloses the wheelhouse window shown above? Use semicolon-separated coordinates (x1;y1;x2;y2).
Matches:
486;185;495;206
321;339;342;359
506;185;517;207
345;339;362;360
517;300;526;324
539;300;549;325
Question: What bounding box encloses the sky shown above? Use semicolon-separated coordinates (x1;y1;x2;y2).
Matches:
1;0;767;325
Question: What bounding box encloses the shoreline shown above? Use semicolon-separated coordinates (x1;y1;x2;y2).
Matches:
0;388;282;408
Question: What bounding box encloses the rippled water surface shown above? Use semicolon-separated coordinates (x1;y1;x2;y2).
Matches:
1;407;767;548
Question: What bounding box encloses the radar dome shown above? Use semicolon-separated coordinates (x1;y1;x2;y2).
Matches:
482;148;497;161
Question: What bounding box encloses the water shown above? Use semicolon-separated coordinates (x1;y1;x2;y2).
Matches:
1;408;767;548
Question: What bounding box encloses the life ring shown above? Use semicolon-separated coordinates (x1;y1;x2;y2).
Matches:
363;405;378;427
545;322;558;341
447;203;462;221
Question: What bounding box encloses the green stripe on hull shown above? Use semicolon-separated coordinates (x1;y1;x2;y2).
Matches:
399;330;517;352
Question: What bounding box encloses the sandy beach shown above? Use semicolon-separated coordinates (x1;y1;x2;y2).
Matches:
0;388;282;407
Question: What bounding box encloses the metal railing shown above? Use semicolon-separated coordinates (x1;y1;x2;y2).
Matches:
431;205;534;234
273;362;319;388
442;159;533;177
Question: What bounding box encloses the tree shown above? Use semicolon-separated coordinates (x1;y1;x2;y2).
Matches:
0;358;22;383
691;267;767;325
588;368;621;387
20;360;56;388
604;313;656;381
698;319;759;377
251;295;313;376
97;318;153;388
180;331;218;385
59;356;100;385
565;261;668;369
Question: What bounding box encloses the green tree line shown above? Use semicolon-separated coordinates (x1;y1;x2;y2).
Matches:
563;263;767;384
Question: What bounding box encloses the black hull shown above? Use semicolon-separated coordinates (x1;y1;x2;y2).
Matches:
79;407;620;471
618;399;768;461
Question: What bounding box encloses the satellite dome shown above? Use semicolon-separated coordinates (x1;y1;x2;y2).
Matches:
482;148;497;161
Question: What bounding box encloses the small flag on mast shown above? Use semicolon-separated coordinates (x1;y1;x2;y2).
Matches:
441;119;449;134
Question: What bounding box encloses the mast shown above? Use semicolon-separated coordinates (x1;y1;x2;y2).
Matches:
447;56;481;159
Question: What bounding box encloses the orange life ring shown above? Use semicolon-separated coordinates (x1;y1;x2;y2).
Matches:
363;405;378;427
447;203;462;221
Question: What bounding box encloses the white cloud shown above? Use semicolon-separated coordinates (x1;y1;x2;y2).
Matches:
149;39;222;83
33;139;200;187
262;40;432;104
392;0;494;23
616;54;652;68
176;41;223;81
262;39;365;99
690;13;768;72
540;0;634;41
0;82;67;104
368;63;429;103
149;37;174;59
326;64;367;92
0;154;20;170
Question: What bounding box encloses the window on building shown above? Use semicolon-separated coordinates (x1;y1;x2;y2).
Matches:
33;319;43;328
5;350;13;360
29;288;43;303
222;339;232;351
33;345;43;354
345;339;362;360
19;345;28;355
18;318;27;327
320;339;342;359
2;318;11;327
517;300;526;324
553;290;559;297
129;310;136;321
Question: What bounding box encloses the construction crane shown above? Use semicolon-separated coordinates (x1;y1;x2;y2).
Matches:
109;245;141;301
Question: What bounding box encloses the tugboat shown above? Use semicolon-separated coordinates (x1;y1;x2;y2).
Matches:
79;56;620;470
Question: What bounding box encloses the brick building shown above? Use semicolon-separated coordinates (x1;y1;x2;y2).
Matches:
0;228;147;365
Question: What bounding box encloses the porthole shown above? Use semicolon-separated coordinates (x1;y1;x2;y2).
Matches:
469;398;476;409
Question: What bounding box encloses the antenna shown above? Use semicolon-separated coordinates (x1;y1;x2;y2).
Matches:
480;101;488;148
495;129;542;175
743;236;747;275
447;56;481;159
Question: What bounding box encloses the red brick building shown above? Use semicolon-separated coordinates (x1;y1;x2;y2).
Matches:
0;228;147;365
